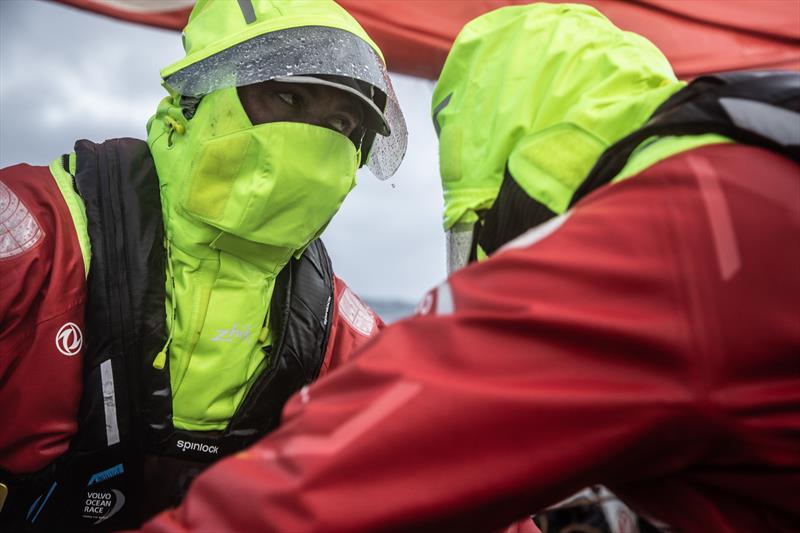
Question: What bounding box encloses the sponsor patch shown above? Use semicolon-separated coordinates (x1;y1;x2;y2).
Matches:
211;322;252;343
87;463;124;486
55;322;83;356
82;489;125;525
338;287;376;336
0;180;43;259
176;439;219;455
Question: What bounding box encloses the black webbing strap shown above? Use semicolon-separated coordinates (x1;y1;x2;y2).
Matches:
570;71;800;208
475;167;557;257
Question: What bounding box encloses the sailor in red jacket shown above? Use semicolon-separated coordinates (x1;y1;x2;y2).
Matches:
0;164;382;470
138;5;799;533
0;165;381;472
0;1;404;530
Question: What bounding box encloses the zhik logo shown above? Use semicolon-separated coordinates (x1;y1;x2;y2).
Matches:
55;322;82;356
177;439;219;455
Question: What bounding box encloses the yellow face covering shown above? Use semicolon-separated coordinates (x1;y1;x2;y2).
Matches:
182;113;358;250
147;88;358;430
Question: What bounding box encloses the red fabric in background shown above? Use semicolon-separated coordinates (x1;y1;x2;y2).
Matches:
51;0;800;80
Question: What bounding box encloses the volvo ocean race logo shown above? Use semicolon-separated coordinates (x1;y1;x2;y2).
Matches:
55;322;82;356
82;489;125;524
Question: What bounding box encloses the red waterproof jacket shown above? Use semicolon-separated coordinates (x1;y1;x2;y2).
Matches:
140;143;799;533
0;163;384;476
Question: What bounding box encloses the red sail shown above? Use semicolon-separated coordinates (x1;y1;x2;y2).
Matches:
51;0;800;79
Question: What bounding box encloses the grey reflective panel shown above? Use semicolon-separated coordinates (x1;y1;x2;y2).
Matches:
236;0;257;24
100;359;120;446
445;223;474;274
720;97;800;147
165;26;406;179
432;92;452;137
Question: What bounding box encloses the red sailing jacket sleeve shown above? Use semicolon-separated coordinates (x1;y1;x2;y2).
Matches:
318;277;385;375
0;165;87;474
138;144;800;533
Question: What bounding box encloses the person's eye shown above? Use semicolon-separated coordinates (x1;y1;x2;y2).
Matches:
276;92;300;107
328;116;352;134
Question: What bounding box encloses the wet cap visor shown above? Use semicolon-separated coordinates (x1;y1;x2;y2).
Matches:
272;75;391;137
163;26;407;179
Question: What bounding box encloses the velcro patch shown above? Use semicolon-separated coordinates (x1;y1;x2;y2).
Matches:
338;287;376;336
0;180;43;259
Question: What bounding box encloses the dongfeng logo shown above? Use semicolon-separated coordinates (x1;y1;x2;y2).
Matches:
55;322;82;356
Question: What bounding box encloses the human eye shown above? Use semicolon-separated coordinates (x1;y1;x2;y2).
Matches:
276;92;300;108
328;115;354;135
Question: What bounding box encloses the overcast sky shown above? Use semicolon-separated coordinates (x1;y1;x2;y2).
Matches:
0;0;446;305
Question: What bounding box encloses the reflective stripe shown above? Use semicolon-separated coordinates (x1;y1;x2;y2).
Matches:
689;155;741;281
446;224;474;274
236;0;257;24
29;482;57;524
500;212;571;253
101;360;121;446
719;97;800;147
26;495;41;520
432;92;452;136
278;381;421;457
435;281;454;316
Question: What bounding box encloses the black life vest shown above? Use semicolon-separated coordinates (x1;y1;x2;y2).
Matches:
475;70;800;257
6;138;334;532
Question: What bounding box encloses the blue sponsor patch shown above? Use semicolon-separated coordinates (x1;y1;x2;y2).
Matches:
87;463;124;486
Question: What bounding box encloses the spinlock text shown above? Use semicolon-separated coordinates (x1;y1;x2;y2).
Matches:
177;439;220;454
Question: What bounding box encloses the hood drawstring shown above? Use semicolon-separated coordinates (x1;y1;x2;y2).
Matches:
153;237;177;370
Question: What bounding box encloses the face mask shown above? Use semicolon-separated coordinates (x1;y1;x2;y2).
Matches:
149;87;359;256
181;120;357;250
145;88;360;430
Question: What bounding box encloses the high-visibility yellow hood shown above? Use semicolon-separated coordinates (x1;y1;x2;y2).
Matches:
162;0;382;80
432;3;684;230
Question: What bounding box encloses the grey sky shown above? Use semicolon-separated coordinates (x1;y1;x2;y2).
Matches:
0;0;446;306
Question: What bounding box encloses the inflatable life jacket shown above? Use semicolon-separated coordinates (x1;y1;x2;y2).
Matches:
570;70;800;206
475;70;800;257
4;138;334;532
